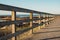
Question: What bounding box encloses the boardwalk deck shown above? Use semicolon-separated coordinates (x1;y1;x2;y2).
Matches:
25;16;60;40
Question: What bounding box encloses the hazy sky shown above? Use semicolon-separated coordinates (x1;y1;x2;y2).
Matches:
0;0;60;15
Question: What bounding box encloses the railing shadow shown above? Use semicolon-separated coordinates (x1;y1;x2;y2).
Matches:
40;36;60;40
42;27;60;29
33;30;60;34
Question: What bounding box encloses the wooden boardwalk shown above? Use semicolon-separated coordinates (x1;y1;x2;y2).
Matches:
25;16;60;40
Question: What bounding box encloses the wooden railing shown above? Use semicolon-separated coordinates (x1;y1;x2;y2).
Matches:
0;4;55;40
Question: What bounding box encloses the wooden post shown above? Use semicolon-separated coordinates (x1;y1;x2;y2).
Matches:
40;14;43;28
30;12;33;33
11;10;16;40
30;12;33;27
43;14;46;27
45;14;46;27
47;14;49;24
48;15;50;24
46;14;49;26
38;14;41;29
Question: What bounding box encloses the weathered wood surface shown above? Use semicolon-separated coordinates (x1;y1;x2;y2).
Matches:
25;16;60;40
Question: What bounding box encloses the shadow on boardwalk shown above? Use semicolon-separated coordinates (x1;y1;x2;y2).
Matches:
40;36;60;40
33;30;60;34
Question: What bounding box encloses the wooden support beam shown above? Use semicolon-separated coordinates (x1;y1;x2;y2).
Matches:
30;12;33;33
43;14;46;28
30;12;33;27
44;14;46;27
11;10;16;40
47;15;49;24
48;15;50;24
46;15;49;26
38;14;41;29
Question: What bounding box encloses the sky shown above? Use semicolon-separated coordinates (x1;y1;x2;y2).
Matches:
0;0;60;15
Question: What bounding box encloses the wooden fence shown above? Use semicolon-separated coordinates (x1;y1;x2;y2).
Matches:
0;4;55;40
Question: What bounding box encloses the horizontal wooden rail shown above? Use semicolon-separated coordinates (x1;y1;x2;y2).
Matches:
0;4;54;15
0;19;54;40
0;17;54;27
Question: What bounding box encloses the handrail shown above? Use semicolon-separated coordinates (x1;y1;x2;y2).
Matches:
0;4;54;15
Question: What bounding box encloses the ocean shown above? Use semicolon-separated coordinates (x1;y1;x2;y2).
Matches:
0;14;44;18
17;15;39;18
